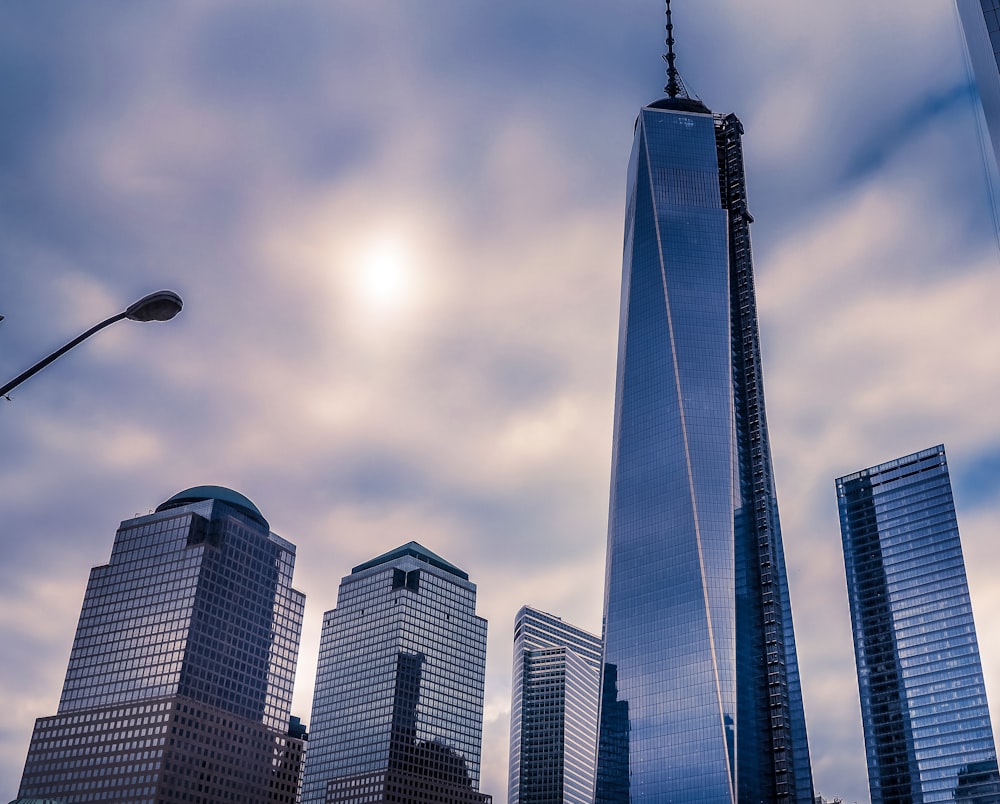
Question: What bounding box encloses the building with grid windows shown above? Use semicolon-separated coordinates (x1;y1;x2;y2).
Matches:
837;445;998;803
594;5;813;802
506;606;601;804
15;486;307;804
301;542;491;804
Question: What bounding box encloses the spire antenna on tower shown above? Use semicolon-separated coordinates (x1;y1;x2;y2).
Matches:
664;0;681;98
650;1;708;111
661;0;702;103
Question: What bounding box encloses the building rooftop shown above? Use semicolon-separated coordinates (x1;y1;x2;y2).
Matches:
647;96;711;114
155;485;269;530
352;541;469;580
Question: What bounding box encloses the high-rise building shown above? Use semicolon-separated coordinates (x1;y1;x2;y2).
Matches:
16;485;308;804
956;0;1000;175
507;606;602;804
301;542;491;804
837;445;998;803
595;5;813;801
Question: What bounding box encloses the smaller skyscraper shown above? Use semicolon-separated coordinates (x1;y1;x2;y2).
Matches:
837;445;997;803
507;606;601;804
16;486;307;804
301;542;491;804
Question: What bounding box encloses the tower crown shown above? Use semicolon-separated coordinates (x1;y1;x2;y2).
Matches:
156;484;269;528
655;0;710;113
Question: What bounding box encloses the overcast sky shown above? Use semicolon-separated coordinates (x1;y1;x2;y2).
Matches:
2;2;999;802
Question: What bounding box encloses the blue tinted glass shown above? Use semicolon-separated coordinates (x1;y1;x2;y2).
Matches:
839;446;998;803
597;104;814;803
301;546;490;804
17;493;307;802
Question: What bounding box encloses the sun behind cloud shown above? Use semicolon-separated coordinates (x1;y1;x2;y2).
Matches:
357;236;414;312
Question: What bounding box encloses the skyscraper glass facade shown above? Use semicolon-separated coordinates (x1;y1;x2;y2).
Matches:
507;606;602;804
301;541;491;804
16;486;307;803
596;94;813;802
837;445;998;804
956;0;1000;174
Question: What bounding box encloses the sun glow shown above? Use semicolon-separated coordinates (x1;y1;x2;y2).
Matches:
359;238;411;310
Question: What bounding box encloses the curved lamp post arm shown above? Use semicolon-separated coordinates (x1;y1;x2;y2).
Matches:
0;311;128;399
0;290;182;400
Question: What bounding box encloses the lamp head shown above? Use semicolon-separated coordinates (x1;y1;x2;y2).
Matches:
125;290;183;322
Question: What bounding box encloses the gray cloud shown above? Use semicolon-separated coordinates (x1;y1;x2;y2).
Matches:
1;2;997;802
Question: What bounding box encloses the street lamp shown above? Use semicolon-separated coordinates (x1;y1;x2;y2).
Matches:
0;290;183;400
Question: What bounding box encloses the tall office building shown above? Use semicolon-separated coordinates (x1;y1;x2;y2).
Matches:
595;5;813;801
837;445;998;803
16;485;308;804
956;0;1000;175
301;542;491;804
507;606;602;804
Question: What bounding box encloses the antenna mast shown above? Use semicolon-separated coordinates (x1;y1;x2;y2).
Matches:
664;0;681;98
655;0;706;110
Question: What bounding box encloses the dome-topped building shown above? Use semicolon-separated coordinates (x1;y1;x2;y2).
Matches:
156;484;269;529
15;488;307;802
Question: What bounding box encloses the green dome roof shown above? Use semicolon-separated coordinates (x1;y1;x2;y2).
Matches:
155;485;268;529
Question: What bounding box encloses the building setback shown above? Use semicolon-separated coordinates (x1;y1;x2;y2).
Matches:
16;485;307;804
301;541;491;804
838;445;999;803
595;5;813;801
507;606;601;804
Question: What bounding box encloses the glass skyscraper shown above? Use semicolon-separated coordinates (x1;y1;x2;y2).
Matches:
837;445;998;803
956;0;1000;175
16;485;307;803
507;606;602;804
595;14;813;801
301;541;491;804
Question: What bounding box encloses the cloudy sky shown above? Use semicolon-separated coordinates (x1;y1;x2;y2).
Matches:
2;1;999;801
